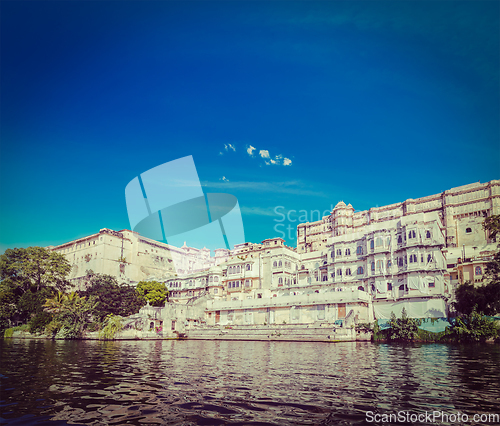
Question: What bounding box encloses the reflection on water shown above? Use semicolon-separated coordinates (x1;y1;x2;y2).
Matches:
1;339;499;425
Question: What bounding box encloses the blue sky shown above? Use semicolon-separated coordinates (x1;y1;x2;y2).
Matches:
1;0;499;253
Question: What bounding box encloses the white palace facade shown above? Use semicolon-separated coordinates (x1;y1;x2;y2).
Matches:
48;180;500;327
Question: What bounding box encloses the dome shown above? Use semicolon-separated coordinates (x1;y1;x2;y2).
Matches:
335;201;347;209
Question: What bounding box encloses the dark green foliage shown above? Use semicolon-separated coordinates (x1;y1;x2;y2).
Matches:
0;247;70;331
454;281;500;316
0;247;70;294
446;309;499;342
136;280;168;306
483;214;500;240
81;272;145;321
387;308;422;341
28;311;53;333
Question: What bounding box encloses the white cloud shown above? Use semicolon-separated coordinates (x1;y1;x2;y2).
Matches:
283;158;292;166
259;150;270;159
246;145;256;156
220;176;229;182
225;143;236;152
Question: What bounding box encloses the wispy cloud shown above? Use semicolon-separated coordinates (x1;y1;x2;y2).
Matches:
240;206;279;217
220;176;229;182
250;147;292;166
219;143;236;155
202;180;325;197
246;145;256;156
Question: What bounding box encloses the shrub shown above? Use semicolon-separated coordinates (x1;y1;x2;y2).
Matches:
446;309;499;342
99;314;124;340
28;311;53;334
388;308;422;341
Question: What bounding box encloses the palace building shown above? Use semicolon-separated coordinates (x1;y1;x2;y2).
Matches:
48;180;499;327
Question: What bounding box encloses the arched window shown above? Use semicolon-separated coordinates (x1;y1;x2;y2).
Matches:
426;230;431;239
337;268;342;276
278;261;282;267
387;260;391;268
357;266;364;274
409;254;417;263
475;266;482;275
387;283;392;291
246;264;251;271
427;254;433;263
345;248;350;256
398;257;403;267
370;240;374;249
210;276;213;282
322;275;327;281
293;278;296;284
358;286;364;291
336;248;342;256
214;276;219;282
273;261;277;267
346;268;351;276
371;262;375;271
278;277;283;284
376;237;383;247
236;266;240;273
376;260;383;270
356;246;363;255
466;227;472;233
398;235;402;244
408;230;416;239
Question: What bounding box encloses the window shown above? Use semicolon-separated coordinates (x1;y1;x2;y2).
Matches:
356;246;363;255
371;262;375;271
322;274;328;281
273;261;277;267
346;268;351;276
399;284;405;291
214;276;219;282
345;248;350;256
246;264;251;271
370;240;374;249
358;286;364;291
426;230;431;239
336;249;342;256
245;279;251;287
376;237;383;247
398;235;402;244
387;283;392;291
475;266;482;275
376;260;383;270
409;254;417;263
278;277;283;285
236;281;240;287
429;281;435;288
427;254;433;263
337;268;342;276
237;266;240;273
387;260;391;268
421;255;424;263
214;288;218;294
466;228;472;233
357;266;364;275
278;261;282;267
398;257;403;267
408;230;416;239
210;276;213;282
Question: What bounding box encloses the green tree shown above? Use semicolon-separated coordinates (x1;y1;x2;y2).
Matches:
44;292;98;339
81;272;145;321
447;308;499;342
99;314;124;340
0;247;70;295
483;214;500;240
136;280;168;306
388;308;422;341
454;280;500;316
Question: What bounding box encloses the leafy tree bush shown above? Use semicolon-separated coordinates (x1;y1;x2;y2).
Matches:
28;311;53;334
81;272;145;321
447;308;499;342
387;308;422;341
0;247;70;331
136;280;168;306
99;314;124;340
454;280;500;316
44;292;98;339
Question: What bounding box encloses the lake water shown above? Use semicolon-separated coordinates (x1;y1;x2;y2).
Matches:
1;339;499;425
